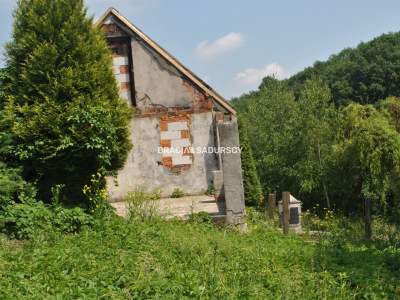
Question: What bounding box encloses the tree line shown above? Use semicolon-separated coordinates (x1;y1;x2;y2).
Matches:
235;31;400;235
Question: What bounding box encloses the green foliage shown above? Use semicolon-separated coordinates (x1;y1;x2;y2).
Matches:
82;173;108;214
234;74;400;219
333;104;400;207
294;79;338;207
188;211;213;225
379;96;400;132
171;187;185;198
232;77;300;196
125;187;160;221
284;32;400;105
0;216;398;298
233;78;339;208
206;185;215;196
0;68;9;109
0;201;92;239
3;0;132;203
0;162;37;210
237;117;263;206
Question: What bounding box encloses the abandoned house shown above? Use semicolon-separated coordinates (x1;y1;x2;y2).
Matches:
97;8;245;225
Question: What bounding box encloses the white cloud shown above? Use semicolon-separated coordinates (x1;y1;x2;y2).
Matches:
195;32;244;59
235;63;288;85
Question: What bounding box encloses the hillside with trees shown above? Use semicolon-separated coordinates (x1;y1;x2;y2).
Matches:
274;32;400;105
233;31;400;237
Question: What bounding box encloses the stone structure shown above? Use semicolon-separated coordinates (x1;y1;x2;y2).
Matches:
97;8;245;224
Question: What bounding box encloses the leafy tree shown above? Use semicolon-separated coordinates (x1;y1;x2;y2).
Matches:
295;78;338;208
283;32;400;106
233;77;301;197
3;0;132;203
379;96;400;132
334;104;400;238
237;117;263;206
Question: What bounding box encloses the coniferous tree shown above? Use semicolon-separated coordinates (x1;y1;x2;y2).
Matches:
3;0;132;203
238;117;263;206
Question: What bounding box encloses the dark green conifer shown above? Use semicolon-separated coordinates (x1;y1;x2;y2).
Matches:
238;117;263;206
4;0;132;202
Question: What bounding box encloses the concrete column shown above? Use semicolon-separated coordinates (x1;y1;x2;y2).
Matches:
217;118;246;225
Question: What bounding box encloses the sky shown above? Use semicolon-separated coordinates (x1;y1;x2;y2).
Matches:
1;0;400;99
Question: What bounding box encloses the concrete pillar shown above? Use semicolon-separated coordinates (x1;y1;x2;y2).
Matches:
217;119;246;225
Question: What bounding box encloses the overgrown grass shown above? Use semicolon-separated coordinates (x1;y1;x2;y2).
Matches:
0;211;399;299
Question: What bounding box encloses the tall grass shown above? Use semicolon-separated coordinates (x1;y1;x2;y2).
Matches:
0;209;399;299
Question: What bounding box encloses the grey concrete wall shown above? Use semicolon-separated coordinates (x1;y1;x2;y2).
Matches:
132;39;193;110
217;119;245;224
107;112;219;200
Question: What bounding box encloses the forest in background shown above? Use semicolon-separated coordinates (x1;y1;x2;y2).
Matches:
234;31;400;227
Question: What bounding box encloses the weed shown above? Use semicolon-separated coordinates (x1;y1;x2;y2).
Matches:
171;188;185;198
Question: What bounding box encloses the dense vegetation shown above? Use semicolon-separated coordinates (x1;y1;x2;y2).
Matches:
233;32;400;237
281;32;400;105
0;212;399;299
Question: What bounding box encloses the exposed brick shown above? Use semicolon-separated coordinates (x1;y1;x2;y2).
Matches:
215;112;224;123
162;156;172;168
181;130;190;138
160;139;171;148
120;82;130;91
160;121;168;131
120;65;129;74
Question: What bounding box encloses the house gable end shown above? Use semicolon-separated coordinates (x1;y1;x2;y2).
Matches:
97;8;236;116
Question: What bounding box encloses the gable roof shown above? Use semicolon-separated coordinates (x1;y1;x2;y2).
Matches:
96;8;236;115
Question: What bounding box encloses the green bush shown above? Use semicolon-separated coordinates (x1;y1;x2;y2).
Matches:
0;202;92;239
0;162;36;210
3;0;132;203
52;206;93;233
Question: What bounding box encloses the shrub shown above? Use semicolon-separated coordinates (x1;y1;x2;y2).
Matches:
52;206;93;233
0;162;36;211
3;0;132;203
171;188;185;198
0;202;93;239
0;202;53;239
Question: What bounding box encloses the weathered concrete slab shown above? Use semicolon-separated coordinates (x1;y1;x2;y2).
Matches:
111;195;226;220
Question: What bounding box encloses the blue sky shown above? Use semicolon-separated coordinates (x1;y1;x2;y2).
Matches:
1;0;400;99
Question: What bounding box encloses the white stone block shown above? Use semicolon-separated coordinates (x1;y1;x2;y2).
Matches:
160;131;181;140
115;73;130;83
113;66;120;75
120;90;131;101
171;138;190;148
113;56;129;66
172;155;192;165
168;121;188;131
